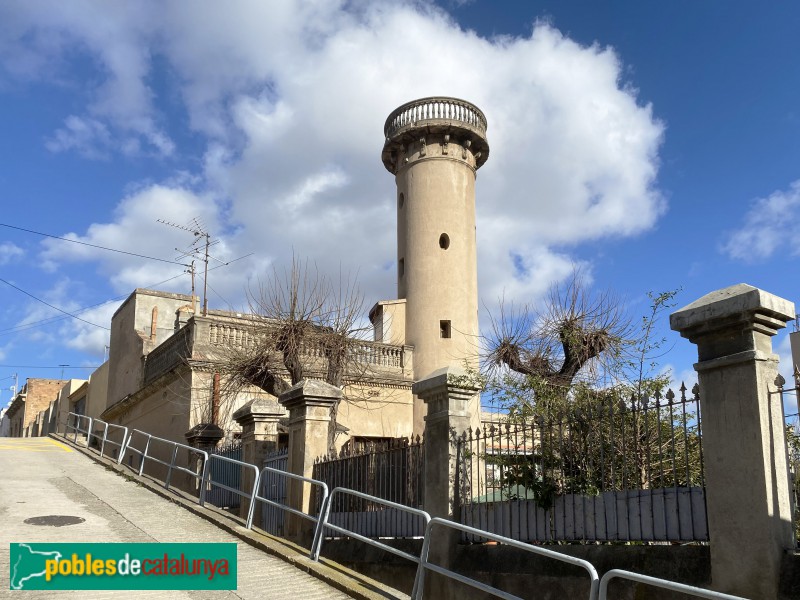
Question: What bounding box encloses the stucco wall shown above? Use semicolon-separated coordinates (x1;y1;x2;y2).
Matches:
107;289;194;406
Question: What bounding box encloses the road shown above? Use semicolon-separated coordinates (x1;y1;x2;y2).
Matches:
0;437;357;599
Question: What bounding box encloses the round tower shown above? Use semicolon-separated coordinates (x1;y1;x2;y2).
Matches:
382;97;489;432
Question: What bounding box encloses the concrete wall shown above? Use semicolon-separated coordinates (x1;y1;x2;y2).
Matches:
86;361;109;419
321;540;800;600
107;289;194;406
335;384;414;447
370;299;407;346
55;379;87;432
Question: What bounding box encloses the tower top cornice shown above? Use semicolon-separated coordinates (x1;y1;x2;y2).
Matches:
382;97;489;173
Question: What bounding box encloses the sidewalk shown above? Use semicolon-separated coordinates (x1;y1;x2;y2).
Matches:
0;437;404;599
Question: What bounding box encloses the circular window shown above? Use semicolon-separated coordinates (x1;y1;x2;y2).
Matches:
439;233;450;250
398;193;405;209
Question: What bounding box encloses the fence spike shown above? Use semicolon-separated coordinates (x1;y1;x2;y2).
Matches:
691;382;700;399
665;388;675;405
679;383;687;402
775;373;786;389
794;364;800;387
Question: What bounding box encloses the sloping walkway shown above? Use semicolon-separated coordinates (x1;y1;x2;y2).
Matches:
0;437;402;599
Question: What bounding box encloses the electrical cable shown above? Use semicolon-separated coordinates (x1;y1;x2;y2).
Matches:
0;222;183;265
0;278;110;330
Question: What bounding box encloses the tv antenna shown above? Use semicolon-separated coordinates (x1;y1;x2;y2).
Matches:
158;217;218;316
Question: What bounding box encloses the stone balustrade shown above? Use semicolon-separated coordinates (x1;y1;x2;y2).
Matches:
383;96;487;140
143;317;410;385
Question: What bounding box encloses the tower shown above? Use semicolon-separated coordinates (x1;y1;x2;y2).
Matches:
381;97;490;432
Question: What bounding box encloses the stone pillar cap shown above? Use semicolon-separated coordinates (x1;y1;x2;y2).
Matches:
184;422;225;445
232;398;286;425
670;283;795;335
279;378;342;408
412;365;481;396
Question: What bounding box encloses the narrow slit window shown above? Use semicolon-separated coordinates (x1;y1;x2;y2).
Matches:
439;233;450;249
398;193;405;209
398;258;405;277
440;320;451;339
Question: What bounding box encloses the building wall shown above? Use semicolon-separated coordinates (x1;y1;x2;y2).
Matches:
107;289;194;406
86;361;110;419
56;379;89;433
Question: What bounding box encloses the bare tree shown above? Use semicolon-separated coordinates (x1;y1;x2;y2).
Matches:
485;268;634;389
220;255;371;451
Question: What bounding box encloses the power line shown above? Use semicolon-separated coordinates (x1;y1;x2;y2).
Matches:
0;278;110;330
0;365;98;369
0;222;183;265
0;252;254;336
0;269;193;337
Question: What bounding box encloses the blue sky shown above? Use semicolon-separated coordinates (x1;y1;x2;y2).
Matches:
0;1;798;414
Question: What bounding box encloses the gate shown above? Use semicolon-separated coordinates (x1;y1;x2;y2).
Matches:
261;448;288;535
206;441;242;509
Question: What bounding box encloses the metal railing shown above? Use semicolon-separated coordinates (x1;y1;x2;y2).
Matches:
51;420;753;600
599;569;747;600
415;518;599;600
200;453;260;523
124;429;208;494
86;420;129;464
313;488;431;598
65;412;92;445
250;466;329;548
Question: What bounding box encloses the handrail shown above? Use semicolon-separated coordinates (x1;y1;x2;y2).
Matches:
124;429;208;494
65;412;92;446
86;419;129;464
599;569;749;600
200;454;260;525
413;518;600;600
251;466;329;555
314;488;431;598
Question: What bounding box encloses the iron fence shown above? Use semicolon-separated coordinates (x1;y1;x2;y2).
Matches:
204;441;244;510
460;384;707;543
261;448;288;536
312;436;425;538
774;369;800;548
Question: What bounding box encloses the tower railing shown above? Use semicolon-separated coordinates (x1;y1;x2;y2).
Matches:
384;96;487;139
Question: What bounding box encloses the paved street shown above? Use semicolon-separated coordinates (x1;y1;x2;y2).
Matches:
0;437;357;599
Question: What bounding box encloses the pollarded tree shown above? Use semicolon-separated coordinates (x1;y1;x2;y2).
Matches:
220;255;372;451
485;268;634;391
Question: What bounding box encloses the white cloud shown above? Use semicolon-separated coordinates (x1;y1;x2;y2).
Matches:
5;1;665;320
0;242;23;265
40;184;228;295
722;180;800;262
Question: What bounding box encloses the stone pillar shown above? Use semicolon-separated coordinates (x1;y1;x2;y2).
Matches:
232;398;286;526
185;423;224;494
413;366;480;598
671;284;795;599
279;379;340;541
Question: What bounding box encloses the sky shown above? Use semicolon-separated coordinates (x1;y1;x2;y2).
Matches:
0;1;798;414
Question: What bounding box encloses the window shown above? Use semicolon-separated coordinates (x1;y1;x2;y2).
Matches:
399;258;404;277
440;320;451;338
439;233;450;249
398;192;405;209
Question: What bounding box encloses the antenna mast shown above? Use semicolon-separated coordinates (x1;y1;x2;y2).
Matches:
158;218;218;316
